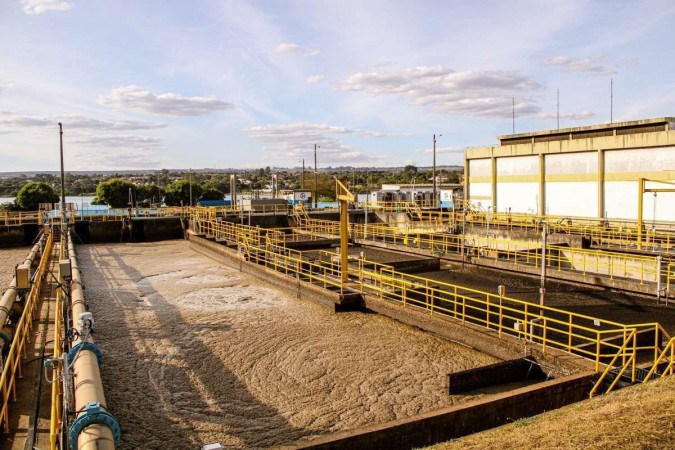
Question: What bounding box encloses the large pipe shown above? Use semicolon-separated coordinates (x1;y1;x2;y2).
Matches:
0;234;46;340
67;234;118;450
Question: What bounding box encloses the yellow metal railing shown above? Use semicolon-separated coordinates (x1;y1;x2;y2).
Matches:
191;216;672;393
300;218;667;287
644;337;675;382
0;229;52;432
0;211;43;226
50;231;64;448
589;329;637;398
413;209;675;252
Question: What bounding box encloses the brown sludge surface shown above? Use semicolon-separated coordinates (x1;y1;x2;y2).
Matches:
78;241;496;449
0;247;30;287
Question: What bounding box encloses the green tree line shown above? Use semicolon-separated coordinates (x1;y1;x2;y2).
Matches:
0;165;462;210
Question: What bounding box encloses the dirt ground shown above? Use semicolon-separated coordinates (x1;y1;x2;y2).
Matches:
0;247;30;287
77;241;497;449
420;263;675;334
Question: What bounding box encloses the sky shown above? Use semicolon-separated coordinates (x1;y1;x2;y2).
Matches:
1;0;674;171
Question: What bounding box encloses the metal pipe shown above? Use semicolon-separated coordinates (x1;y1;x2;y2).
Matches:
67;234;118;450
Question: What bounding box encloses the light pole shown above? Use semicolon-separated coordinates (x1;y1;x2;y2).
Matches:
58;122;66;232
314;144;319;208
189;168;193;206
433;133;442;208
301;159;305;189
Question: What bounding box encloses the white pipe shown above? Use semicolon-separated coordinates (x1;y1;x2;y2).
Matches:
67;234;116;450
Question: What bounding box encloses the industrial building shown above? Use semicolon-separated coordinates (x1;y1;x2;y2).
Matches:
464;117;675;221
371;183;463;209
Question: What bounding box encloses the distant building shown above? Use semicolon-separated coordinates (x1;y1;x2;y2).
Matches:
464;117;675;221
370;183;463;209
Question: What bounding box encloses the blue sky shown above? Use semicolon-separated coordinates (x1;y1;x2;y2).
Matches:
1;0;673;171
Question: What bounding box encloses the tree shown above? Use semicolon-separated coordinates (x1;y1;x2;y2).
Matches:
95;178;136;208
164;179;203;206
199;189;224;201
15;181;59;211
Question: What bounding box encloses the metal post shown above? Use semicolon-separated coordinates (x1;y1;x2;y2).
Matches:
58;122;66;234
189;168;193;206
230;174;237;208
540;224;547;314
302;159;305;189
432;134;437;208
461;208;466;269
637;177;644;250
314;144;318;208
657;255;663;304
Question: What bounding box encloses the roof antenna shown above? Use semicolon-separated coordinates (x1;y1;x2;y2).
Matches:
556;88;560;130
610;78;614;124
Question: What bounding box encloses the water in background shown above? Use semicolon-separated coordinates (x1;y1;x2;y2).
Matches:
0;196;97;209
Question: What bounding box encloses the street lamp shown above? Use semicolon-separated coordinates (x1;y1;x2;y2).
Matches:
433;133;442;208
189;168;193;206
58;122;66;232
314;144;320;208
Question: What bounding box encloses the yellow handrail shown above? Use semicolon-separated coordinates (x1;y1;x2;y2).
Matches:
643;337;675;382
589;328;637;398
192;215;671;392
49;229;64;448
0;229;52;432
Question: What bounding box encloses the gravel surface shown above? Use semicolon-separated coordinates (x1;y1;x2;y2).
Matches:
0;247;30;288
77;241;496;449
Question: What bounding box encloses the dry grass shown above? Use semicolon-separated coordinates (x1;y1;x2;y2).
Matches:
427;375;675;450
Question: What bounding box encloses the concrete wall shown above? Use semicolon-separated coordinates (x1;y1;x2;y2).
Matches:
0;224;40;247
280;372;597;450
604;147;675;221
467;158;492;207
496;155;539;214
447;357;546;394
545;152;598;217
466;125;675;220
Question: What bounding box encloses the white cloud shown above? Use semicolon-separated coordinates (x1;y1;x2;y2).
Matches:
0;81;13;91
71;134;164;149
340;66;542;117
537;110;595;120
243;122;392;165
98;85;235;116
22;0;73;15
306;49;321;58
68;136;167;169
70;149;162;169
0;111;166;131
305;75;324;84
542;56;617;75
274;43;299;53
421;146;464;154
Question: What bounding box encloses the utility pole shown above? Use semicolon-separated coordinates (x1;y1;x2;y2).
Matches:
314;144;319;208
433;134;441;208
512;97;515;133
58;122;66;233
189;168;193;206
301;159;305;189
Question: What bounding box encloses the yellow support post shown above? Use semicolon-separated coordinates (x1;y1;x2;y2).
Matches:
637;177;644;250
335;178;356;283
